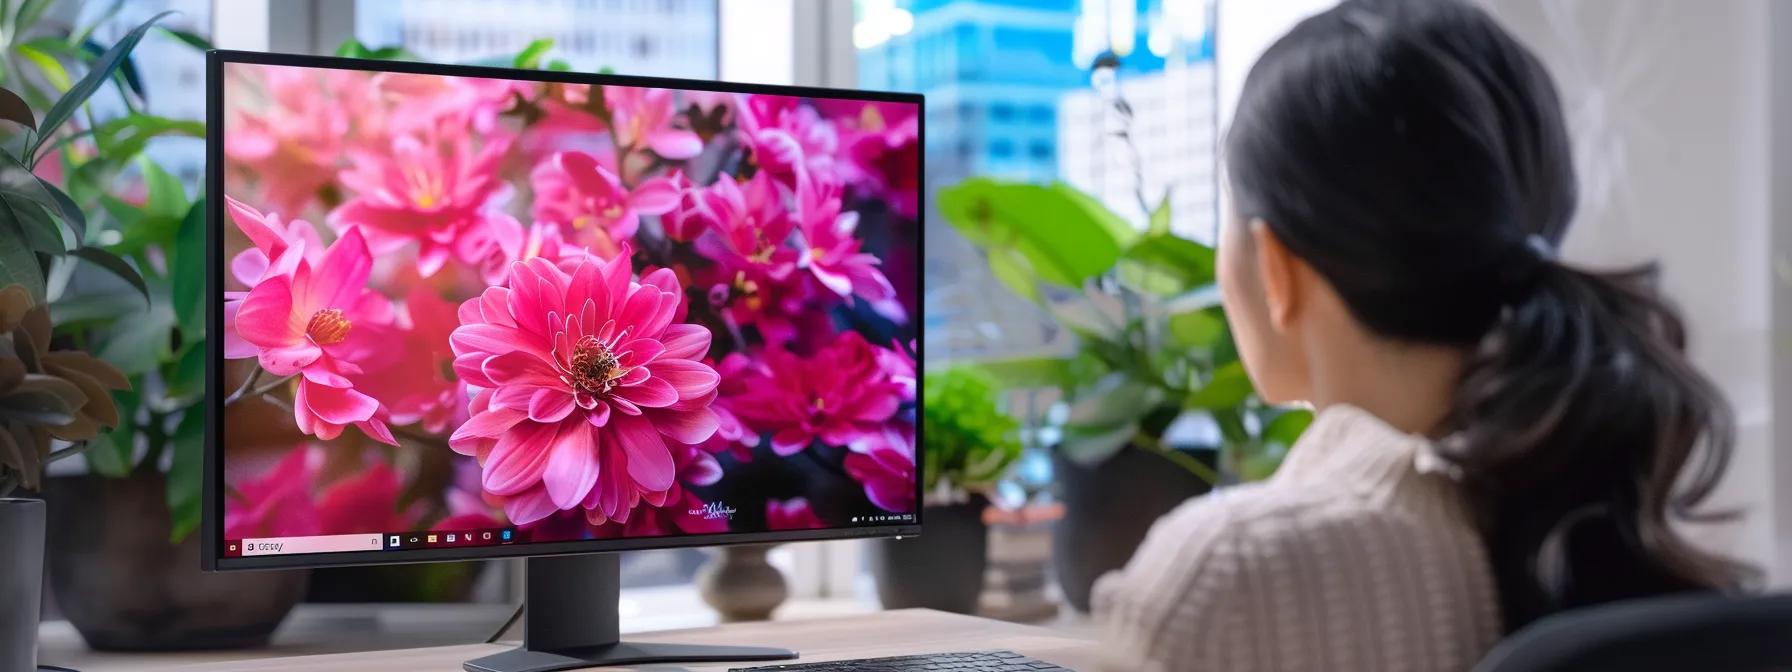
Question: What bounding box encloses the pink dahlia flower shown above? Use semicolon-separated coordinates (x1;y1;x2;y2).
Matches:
845;422;918;513
226;66;351;215
332;122;513;276
727;332;904;455
448;253;723;527
530;150;680;259
766;497;826;531
231;225;398;445
605;86;702;159
736;94;839;186
796;173;898;308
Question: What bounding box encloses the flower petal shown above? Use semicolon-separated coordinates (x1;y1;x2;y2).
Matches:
483;422;557;495
647;130;703;161
609;414;676;492
237;274;302;348
528;388;576;423
502;486;559;525
658;324;711;360
543;424;600;510
452;406;527;442
298;379;380;425
628;176;682;214
614;376;678;408
258;343;322;376
647;359;720;399
645;405;719;445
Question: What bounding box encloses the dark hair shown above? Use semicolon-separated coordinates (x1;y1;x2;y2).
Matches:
1224;0;1752;630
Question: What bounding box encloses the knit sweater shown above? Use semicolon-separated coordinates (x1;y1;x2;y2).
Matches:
1092;404;1503;671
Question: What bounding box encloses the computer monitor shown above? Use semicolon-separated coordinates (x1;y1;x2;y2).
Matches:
203;50;922;672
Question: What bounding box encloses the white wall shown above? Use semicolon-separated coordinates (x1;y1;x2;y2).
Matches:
1481;0;1785;586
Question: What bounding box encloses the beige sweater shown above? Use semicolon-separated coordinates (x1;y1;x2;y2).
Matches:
1093;405;1503;671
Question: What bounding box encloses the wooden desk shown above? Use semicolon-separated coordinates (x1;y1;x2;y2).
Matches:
45;609;1099;671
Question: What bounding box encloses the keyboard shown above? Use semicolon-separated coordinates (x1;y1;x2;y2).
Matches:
730;650;1071;671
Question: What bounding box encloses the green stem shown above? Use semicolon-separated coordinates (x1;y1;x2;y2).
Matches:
1132;433;1219;486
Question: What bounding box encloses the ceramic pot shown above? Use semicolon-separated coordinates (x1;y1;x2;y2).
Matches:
1052;446;1214;612
0;497;44;670
696;544;789;622
872;499;988;614
44;471;309;651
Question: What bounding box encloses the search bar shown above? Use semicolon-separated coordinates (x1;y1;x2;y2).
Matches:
239;533;384;556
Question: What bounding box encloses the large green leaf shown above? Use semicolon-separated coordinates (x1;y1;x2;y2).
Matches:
49;289;141;327
15;43;71;92
1186;361;1253;410
985;247;1040;303
1059;420;1138;466
0;195;60;253
1148;190;1171;236
27;10;175;165
0;152;79;243
139;157;187;221
0;214;44;299
1118;232;1216;297
89;113;205;161
70;246;148;302
169;200;205;338
167;404;204;541
156;26;212;52
1168;308;1226;349
1262;408;1314;449
1066;373;1163;429
938;178;1131;288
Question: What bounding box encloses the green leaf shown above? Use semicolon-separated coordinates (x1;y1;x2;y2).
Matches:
1148;190;1171;236
139;157;187;221
513;38;554;69
0;387;76;425
985;247;1040;303
1186;361;1253;410
1067;373;1163;428
15;43;71;92
1168;308;1225;349
546;58;573;72
0;86;35;130
79;37;146;102
164;338;205;403
157;26;212;51
335;39;374;59
0;214;45;300
85;382;137;477
0;196;60;253
368;46;412;60
70;247;149;302
90;113;204;160
29;10;175;165
167;405;204;541
169;199;205;337
0;152;80;242
1262;408;1314;450
36;177;86;241
938;178;1130;288
965;355;1072;390
1118;233;1216;297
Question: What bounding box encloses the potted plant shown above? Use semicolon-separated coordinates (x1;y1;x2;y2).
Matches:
0;283;129;670
871;366;1022;614
936;178;1314;611
0;9;319;650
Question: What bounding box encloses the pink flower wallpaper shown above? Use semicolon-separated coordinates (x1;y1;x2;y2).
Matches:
220;63;920;547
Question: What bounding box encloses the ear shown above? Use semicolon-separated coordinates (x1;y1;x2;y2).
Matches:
1248;219;1299;332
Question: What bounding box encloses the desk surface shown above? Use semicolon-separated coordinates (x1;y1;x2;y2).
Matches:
44;609;1099;672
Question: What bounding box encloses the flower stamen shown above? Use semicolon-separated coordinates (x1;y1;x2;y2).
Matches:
306;308;352;345
568;335;624;395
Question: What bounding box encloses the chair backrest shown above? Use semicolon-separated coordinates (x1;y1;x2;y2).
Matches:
1473;592;1792;672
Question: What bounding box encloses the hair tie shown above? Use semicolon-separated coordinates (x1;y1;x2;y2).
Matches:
1525;234;1556;261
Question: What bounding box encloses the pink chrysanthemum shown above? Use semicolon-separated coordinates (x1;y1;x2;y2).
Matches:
727;332;904;455
448;252;722;527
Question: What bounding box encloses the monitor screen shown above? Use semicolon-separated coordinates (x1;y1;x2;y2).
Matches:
209;54;921;565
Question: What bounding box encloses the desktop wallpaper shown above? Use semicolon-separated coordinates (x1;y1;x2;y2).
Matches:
218;62;919;551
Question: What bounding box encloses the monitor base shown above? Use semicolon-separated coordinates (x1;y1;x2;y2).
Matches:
464;642;796;672
462;553;797;672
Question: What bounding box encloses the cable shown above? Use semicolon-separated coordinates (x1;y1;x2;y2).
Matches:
40;665;82;672
486;601;525;643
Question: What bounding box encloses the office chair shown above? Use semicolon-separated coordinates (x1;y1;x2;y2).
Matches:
1473;592;1792;672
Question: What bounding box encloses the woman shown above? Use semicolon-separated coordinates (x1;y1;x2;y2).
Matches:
1093;1;1751;670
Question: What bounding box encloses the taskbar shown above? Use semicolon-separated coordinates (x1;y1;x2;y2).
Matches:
224;526;517;558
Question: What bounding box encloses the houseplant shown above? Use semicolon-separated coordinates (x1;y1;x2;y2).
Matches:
871;366;1022;614
936;178;1313;611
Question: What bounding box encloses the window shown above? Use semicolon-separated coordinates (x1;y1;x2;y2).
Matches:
1029;140;1054;160
989;138;1016;158
990;103;1016;122
354;0;719;78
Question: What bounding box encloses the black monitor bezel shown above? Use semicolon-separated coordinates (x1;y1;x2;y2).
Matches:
204;49;925;572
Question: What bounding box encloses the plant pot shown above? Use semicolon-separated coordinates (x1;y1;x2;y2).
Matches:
1052;445;1213;612
44;471;310;651
1;498;45;671
871;499;988;614
696;544;788;622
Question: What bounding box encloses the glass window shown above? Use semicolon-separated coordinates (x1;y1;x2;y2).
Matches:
354;0;720;78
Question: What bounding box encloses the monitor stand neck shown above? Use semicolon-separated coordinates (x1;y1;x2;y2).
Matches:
463;553;797;672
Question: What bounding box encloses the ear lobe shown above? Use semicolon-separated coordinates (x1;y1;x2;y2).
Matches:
1248;219;1299;331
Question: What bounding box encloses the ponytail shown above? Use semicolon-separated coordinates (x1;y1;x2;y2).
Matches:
1225;0;1755;632
1440;261;1754;629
